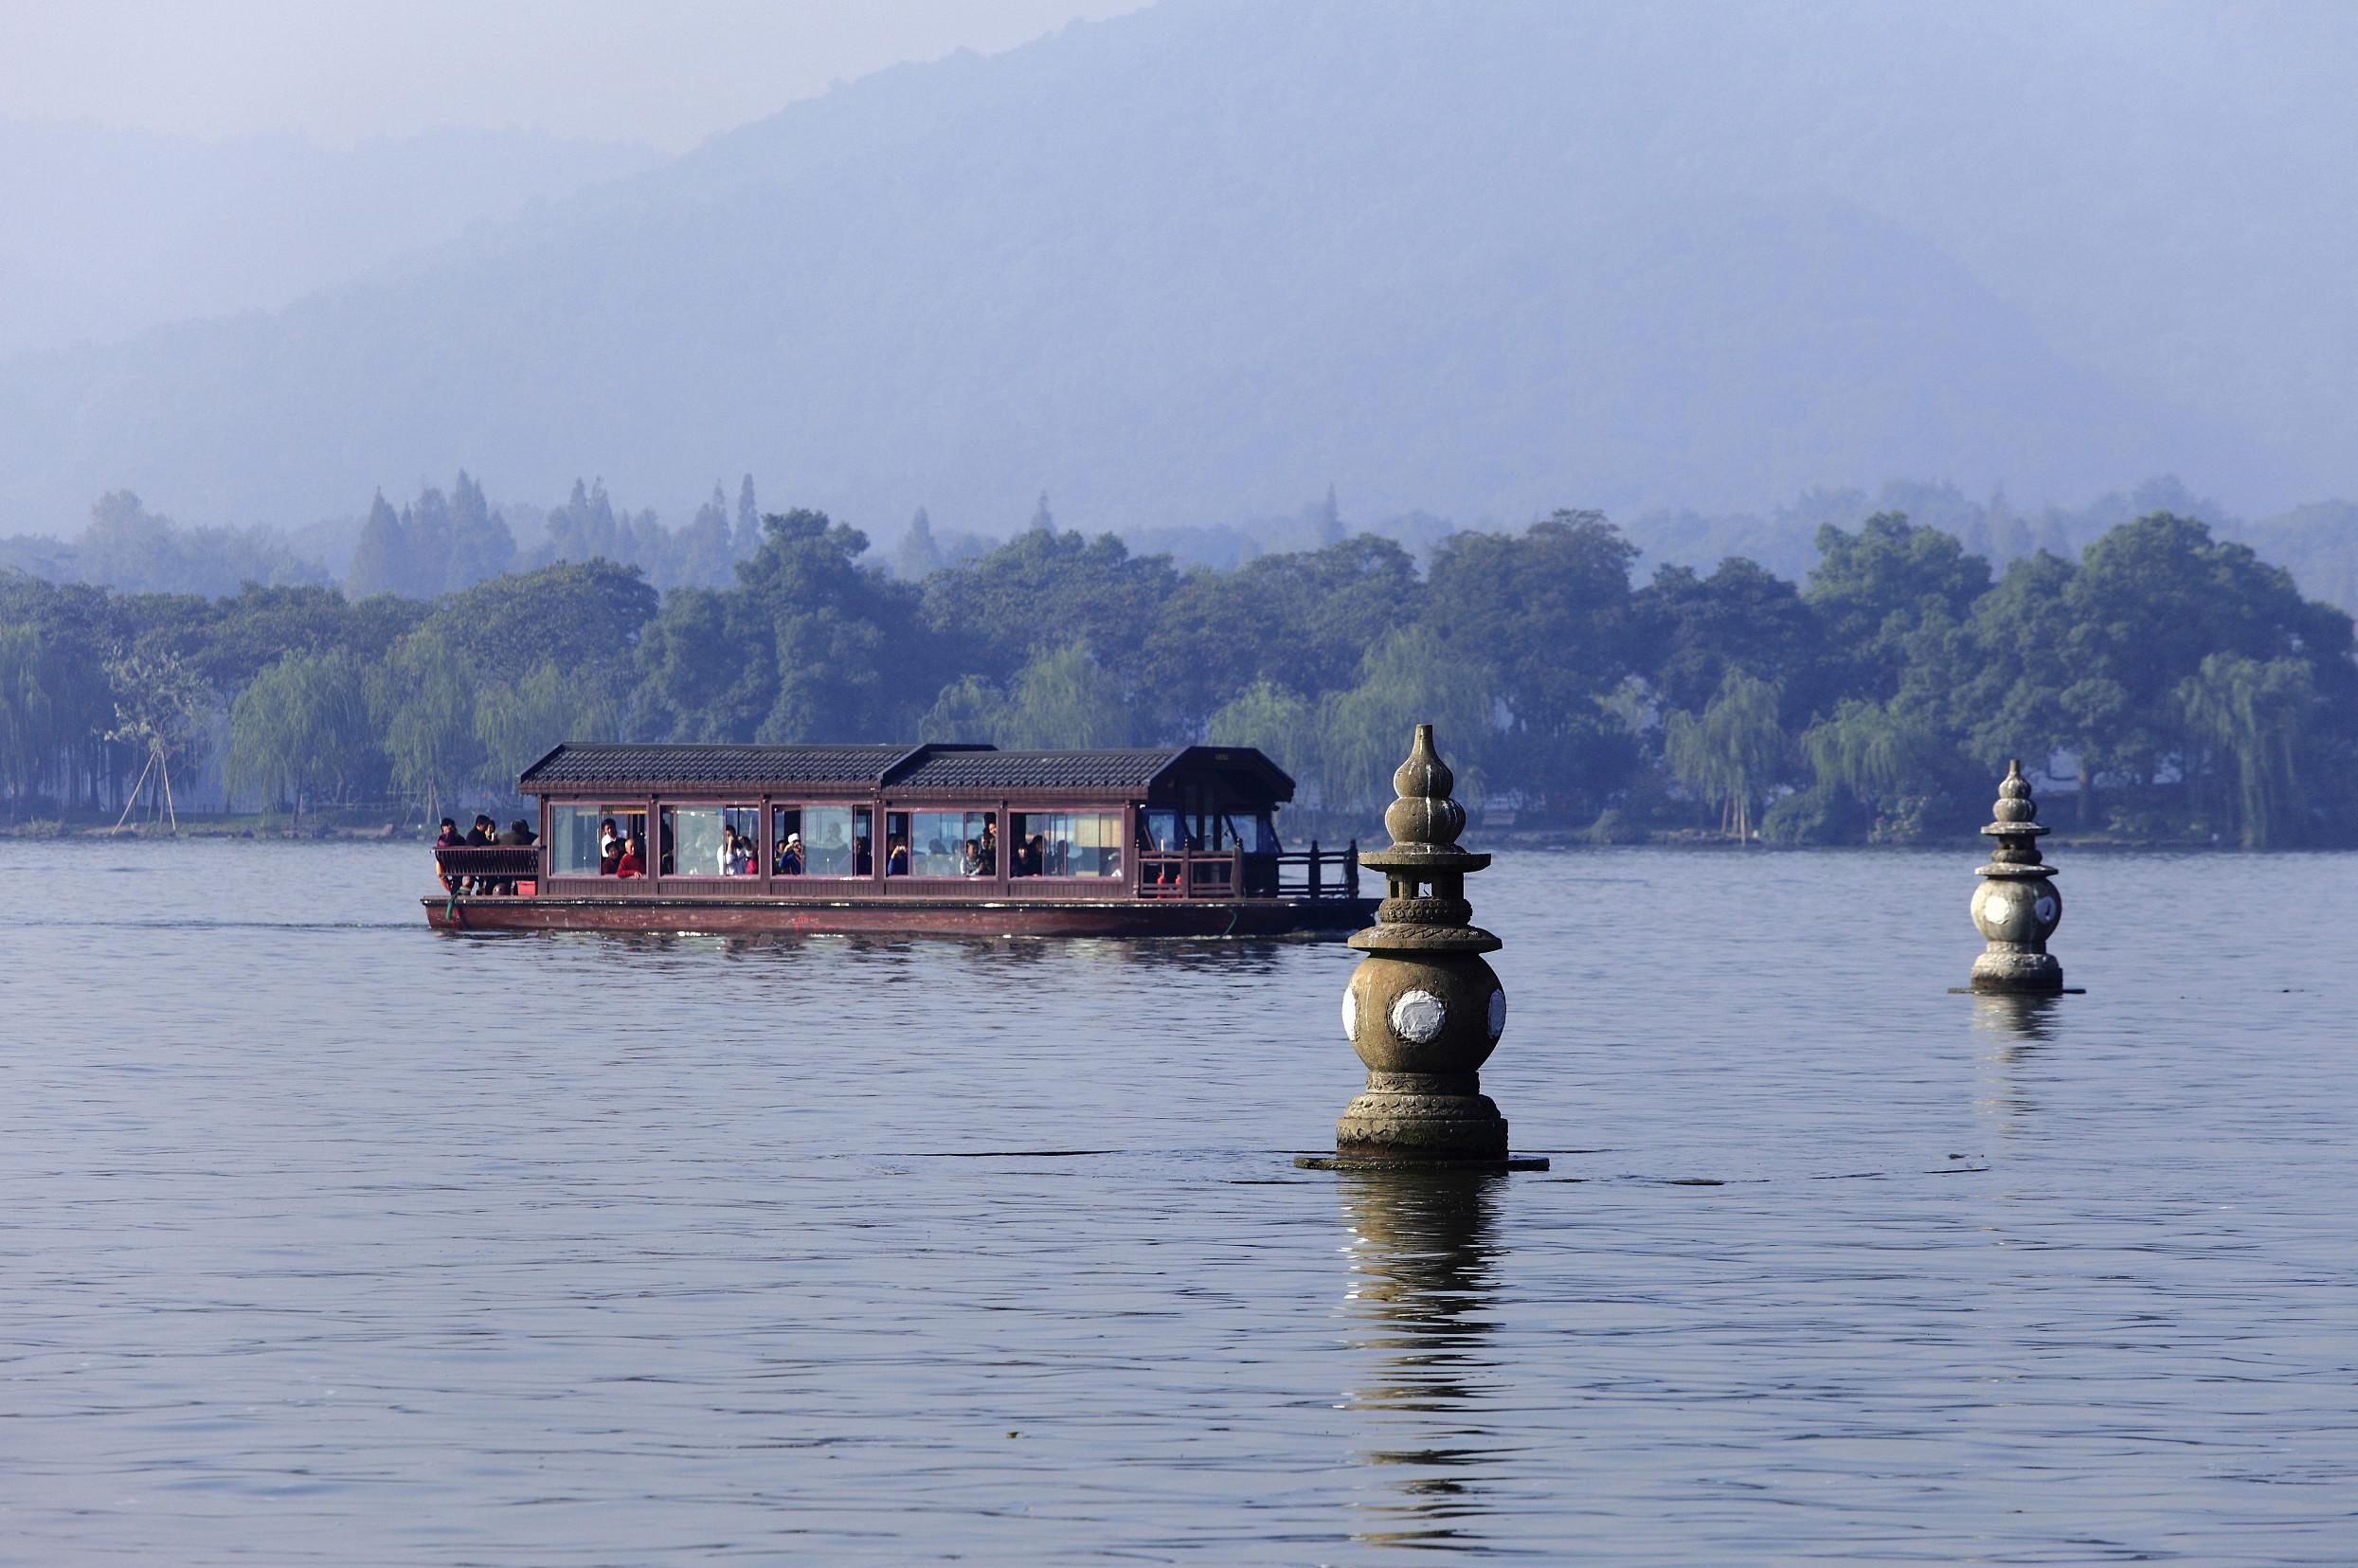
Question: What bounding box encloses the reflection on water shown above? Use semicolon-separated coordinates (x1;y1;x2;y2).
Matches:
1971;992;2061;1130
1971;990;2062;1045
1340;1171;1505;1552
495;928;1309;975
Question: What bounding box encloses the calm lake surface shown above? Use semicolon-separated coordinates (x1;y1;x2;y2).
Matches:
2;839;2352;1564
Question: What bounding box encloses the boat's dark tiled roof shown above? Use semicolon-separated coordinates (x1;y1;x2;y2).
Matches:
521;743;915;787
884;748;1187;792
519;742;1292;799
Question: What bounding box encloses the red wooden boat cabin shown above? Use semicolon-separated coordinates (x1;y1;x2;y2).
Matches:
425;741;1367;936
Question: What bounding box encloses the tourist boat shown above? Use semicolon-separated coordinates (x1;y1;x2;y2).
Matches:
424;741;1369;936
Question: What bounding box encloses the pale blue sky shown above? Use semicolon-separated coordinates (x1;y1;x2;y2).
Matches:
0;0;1150;151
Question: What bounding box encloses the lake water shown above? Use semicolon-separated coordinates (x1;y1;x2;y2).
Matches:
1;838;2352;1564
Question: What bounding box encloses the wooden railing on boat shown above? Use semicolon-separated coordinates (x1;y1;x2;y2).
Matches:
1136;840;1359;901
1277;840;1359;901
434;845;541;893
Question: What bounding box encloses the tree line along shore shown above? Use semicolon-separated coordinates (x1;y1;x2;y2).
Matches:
2;506;2352;849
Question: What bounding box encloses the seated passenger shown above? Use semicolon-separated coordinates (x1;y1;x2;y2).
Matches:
961;837;984;877
434;818;462;892
1030;834;1050;876
616;833;645;878
776;832;804;875
886;838;910;875
495;818;537;895
599;818;621;874
459;814;496;892
719;826;742;876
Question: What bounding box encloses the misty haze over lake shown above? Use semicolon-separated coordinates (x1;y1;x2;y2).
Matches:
4;0;2357;554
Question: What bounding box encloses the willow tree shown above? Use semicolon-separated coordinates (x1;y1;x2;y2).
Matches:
1205;680;1318;797
225;648;373;828
1801;695;1954;820
1319;627;1498;814
993;641;1133;750
475;658;615;796
2177;652;2313;848
912;642;1134;751
374;625;481;825
1662;668;1784;840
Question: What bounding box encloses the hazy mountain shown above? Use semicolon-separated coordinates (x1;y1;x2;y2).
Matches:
0;119;656;360
1;0;2352;537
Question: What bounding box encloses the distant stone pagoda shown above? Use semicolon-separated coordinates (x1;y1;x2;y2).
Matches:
1301;724;1544;1172
1968;759;2067;993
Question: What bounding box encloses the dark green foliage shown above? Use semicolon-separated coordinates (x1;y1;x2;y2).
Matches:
1425;512;1643;814
737;511;933;744
1806;512;1994;699
1758;784;1873;847
420;560;659;694
2;501;2354;847
921;528;1179;693
1637;556;1832;725
1142;535;1423;731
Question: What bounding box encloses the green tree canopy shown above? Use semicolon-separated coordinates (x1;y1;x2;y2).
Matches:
1663;668;1785;839
226;647;374;819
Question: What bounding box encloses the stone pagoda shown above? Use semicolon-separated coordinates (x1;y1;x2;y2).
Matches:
1300;725;1544;1172
1968;758;2067;993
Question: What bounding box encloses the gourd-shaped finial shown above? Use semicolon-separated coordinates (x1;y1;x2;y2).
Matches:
1383;724;1467;851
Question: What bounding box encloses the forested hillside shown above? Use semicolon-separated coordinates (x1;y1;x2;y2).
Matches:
3;0;2353;532
6;504;2352;849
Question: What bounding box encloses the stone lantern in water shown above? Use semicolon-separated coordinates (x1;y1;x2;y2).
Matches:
1299;725;1545;1172
1967;759;2068;994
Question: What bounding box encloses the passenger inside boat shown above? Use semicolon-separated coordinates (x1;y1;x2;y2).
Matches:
776;831;803;875
435;818;462;891
616;833;645;877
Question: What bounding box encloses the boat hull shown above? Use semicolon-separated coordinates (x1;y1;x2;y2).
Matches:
423;893;1372;938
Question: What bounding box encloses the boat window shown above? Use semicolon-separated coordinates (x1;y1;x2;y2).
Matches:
549;805;603;874
659;805;761;876
551;805;640;874
903;809;995;876
1011;810;1124;877
801;805;871;877
1142;808;1183;854
1228;812;1281;855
